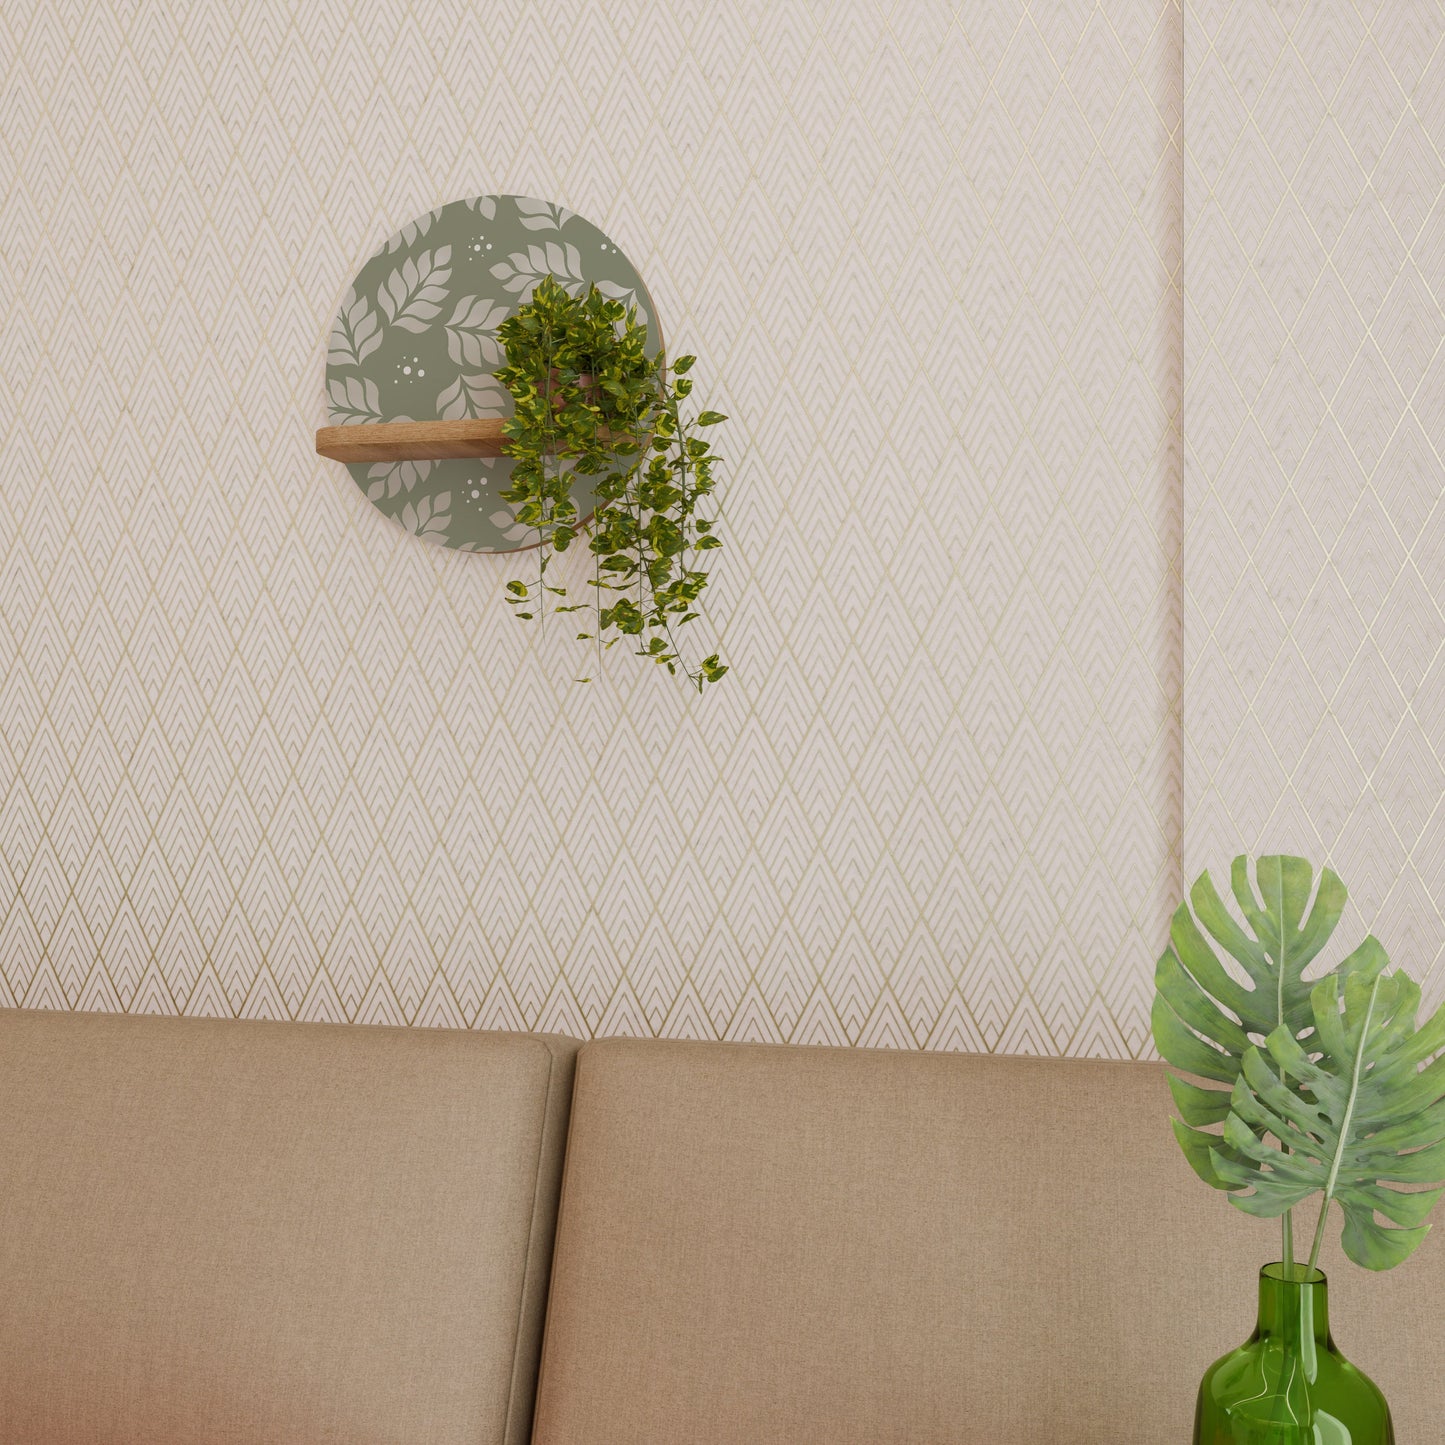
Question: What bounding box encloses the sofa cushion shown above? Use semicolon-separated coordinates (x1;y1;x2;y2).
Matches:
0;1009;576;1445
531;1038;1445;1444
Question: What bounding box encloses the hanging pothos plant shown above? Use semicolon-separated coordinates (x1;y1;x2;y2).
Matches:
493;276;727;690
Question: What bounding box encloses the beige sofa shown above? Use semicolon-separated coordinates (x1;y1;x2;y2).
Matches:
2;1010;1442;1442
0;1011;576;1445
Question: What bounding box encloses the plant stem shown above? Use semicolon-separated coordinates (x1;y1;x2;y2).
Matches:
539;322;555;632
1307;1203;1329;1278
675;388;691;576
1270;860;1296;1279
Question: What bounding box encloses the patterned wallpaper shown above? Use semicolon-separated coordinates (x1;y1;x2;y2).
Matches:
0;0;1182;1054
1183;1;1445;985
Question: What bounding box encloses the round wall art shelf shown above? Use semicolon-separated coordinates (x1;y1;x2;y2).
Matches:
318;195;659;552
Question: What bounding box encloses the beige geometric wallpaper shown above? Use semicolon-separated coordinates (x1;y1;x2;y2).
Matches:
0;0;1182;1054
1183;1;1445;987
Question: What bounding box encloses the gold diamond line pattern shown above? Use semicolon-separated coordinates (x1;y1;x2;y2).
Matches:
1183;0;1445;991
0;0;1182;1055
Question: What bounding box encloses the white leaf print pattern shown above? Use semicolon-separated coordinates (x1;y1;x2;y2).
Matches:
437;373;509;421
327;375;384;423
515;198;572;231
489;507;534;544
365;458;435;501
400;493;450;541
463;196;496;219
384;206;442;253
443;296;508;369
490;242;586;297
377;246;452;333
328;286;381;367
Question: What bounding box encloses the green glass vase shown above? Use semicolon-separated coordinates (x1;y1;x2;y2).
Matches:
1194;1264;1393;1444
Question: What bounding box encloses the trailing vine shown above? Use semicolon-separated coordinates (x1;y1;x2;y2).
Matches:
494;276;727;690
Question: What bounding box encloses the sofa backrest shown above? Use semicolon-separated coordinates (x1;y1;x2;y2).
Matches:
531;1038;1445;1444
0;1009;577;1445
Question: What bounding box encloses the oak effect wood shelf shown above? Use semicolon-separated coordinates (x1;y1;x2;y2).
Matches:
315;418;506;462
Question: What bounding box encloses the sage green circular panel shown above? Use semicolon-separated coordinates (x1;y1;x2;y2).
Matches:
325;195;659;553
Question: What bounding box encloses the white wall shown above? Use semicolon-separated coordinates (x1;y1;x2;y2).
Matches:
0;0;1182;1053
1184;0;1445;982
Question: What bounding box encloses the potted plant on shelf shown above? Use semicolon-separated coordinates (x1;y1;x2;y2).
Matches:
493;275;727;690
1154;854;1445;1443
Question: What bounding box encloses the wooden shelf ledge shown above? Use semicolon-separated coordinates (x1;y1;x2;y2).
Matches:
316;418;506;462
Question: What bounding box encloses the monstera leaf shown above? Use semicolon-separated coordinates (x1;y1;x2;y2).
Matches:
1215;953;1445;1271
1153;856;1347;1188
